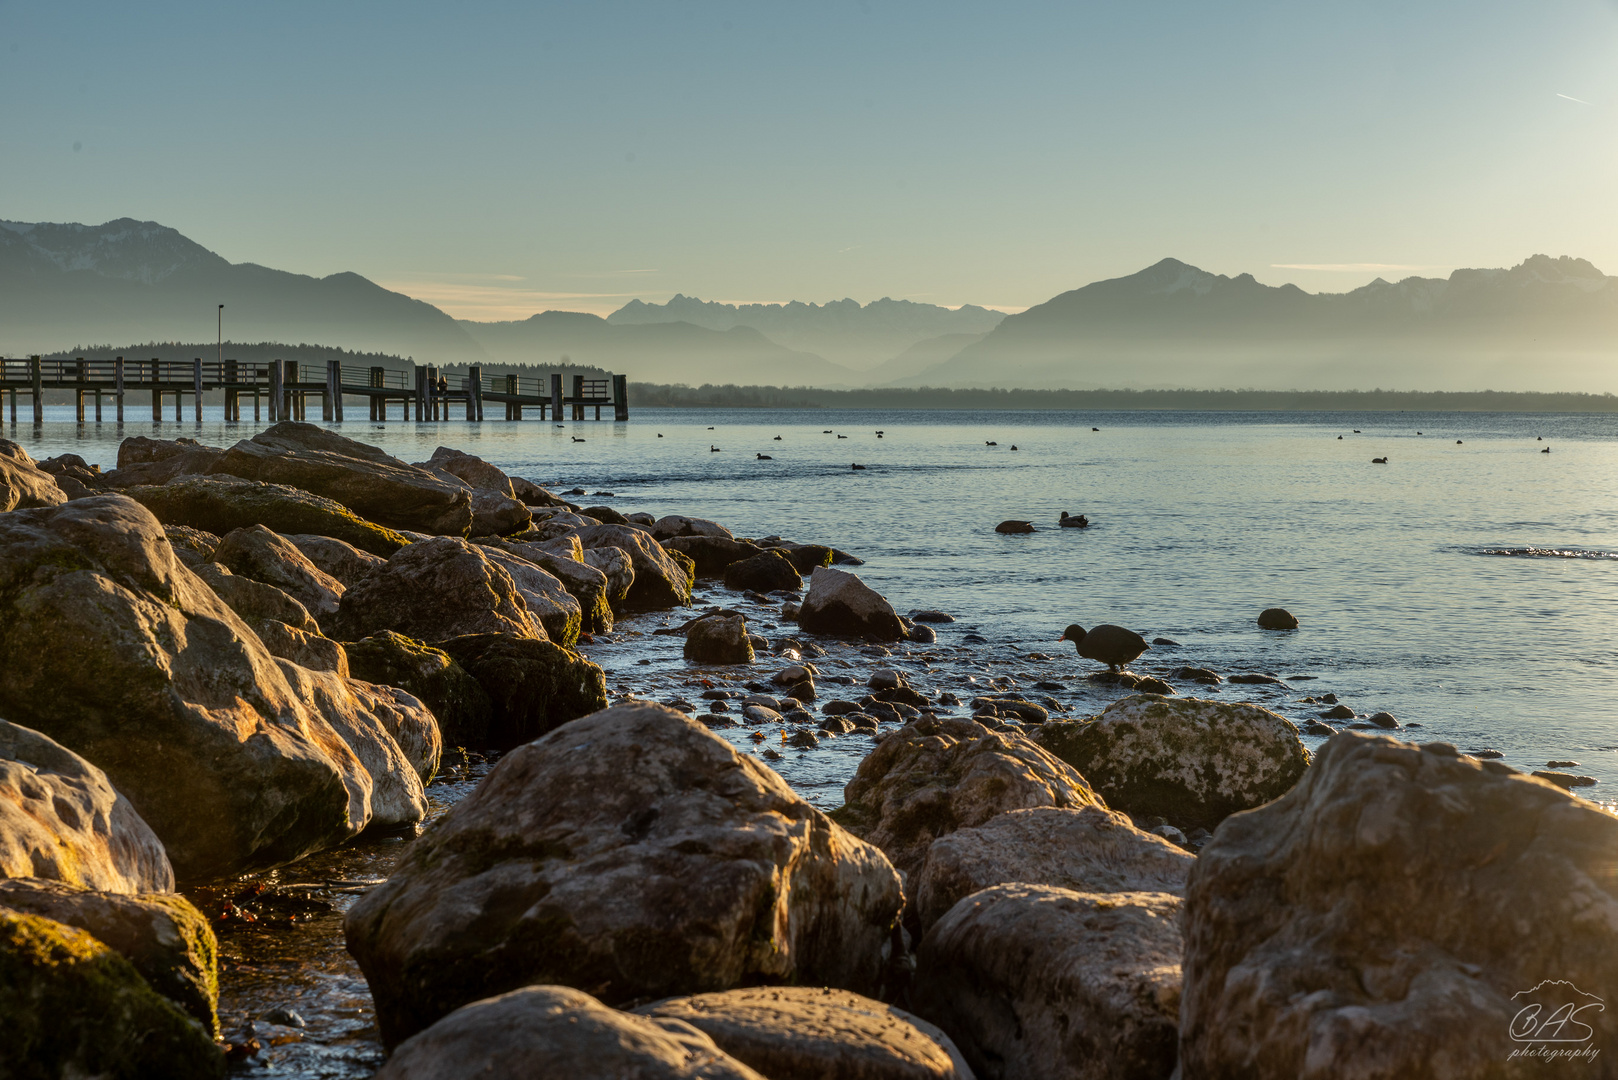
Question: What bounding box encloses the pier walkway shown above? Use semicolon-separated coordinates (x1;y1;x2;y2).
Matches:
0;357;628;424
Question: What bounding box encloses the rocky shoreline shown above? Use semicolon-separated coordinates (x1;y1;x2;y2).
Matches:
2;423;1615;1079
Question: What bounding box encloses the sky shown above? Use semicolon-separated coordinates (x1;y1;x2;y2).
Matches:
4;1;1618;320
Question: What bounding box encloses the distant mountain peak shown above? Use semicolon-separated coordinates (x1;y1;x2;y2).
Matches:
0;216;228;284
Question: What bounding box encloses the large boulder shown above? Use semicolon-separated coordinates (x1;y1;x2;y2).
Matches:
0;720;174;893
163;524;219;565
477;537;614;634
283;533;386;588
0;439;66;510
375;985;767;1080
1035;695;1309;832
1180;733;1618;1078
575;524;693;610
0;906;225;1079
124;474;409;556
0;878;219;1034
914;885;1183;1080
509;476;567;507
636;986;972;1080
477;545;583;646
435;634;609;751
256;617;349;675
105;435;225;487
212;422;472;535
653;515;735;540
415;448;532;537
684;614;755;665
0;495;426;878
913;806;1195;934
832;716;1103;881
327;536;546;644
663;534;766;577
723;550;802;593
213;524;345;620
343;632;495;750
799;567;904;641
345;703;904;1048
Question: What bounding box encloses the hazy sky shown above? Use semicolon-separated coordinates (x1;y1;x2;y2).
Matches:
5;1;1617;319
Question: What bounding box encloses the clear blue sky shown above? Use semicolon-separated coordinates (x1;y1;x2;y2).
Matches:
5;1;1616;318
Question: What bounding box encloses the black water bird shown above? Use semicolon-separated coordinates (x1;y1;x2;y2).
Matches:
1538;436;1543;441
572;437;586;443
876;433;883;438
851;463;866;470
996;520;1035;534
1353;429;1361;433
1337;435;1343;440
1092;427;1100;432
555;424;565;428
710;445;721;452
1059;624;1148;672
1542;446;1551;453
837;434;848;439
1059;511;1089;528
1371;457;1387;464
985;440;998;446
1010;445;1018;451
1456;440;1463;444
824;430;833;433
1417;431;1423;435
657;433;663;437
757;453;772;460
773;435;782;440
876;430;885;434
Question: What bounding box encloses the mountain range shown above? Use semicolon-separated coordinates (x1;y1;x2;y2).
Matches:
5;218;1618;392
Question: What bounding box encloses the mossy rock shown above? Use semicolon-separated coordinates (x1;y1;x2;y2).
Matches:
0;880;220;1036
125;475;409;557
437;634;609;751
344;631;496;749
665;547;698;591
0;906;224;1080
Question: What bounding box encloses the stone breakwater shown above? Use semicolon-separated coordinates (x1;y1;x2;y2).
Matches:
0;423;1614;1079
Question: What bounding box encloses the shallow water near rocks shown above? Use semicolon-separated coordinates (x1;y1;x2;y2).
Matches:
12;406;1618;1076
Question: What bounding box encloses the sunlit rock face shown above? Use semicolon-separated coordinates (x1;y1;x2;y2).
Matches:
0;494;429;878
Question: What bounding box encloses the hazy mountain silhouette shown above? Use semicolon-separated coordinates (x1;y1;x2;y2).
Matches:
607;294;1005;370
459;310;856;385
896;256;1618;392
0;218;485;363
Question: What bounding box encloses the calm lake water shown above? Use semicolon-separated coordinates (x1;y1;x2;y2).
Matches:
9;405;1618;1075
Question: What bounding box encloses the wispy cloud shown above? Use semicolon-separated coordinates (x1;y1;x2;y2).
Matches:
1271;263;1450;274
378;277;644;320
560;269;661;279
1557;92;1593;105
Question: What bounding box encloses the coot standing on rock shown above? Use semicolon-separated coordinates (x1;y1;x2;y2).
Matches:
1058;624;1148;672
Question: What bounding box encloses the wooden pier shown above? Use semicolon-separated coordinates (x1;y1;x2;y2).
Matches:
0;357;629;425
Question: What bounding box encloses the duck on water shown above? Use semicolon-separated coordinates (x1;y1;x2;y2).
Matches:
1058;623;1148;672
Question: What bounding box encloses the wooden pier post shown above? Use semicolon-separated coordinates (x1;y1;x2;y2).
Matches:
114;357;124;422
151;359;162;422
507;374;519;420
224;360;238;421
269;360;284;422
551;373;564;423
74;358;85;422
413;367;425;422
192;359;203;422
468;366;482;421
571;375;584;420
29;356;42;424
613;374;628;421
370;367;383;421
322;361;335;421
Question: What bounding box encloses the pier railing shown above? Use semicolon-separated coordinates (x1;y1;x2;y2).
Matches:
0;356;629;425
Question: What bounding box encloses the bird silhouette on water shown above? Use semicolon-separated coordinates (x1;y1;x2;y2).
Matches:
757;453;772;460
837;434;848;439
1371;457;1387;464
1058;624;1148;672
773;435;782;441
571;437;585;443
1059;512;1089;528
985;440;998;446
710;445;721;452
851;463;866;470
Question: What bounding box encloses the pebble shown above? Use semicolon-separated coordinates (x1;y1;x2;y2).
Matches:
787;730;820;749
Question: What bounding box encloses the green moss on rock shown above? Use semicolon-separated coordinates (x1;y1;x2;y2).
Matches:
437;633;610;750
125;475;409;557
0;906;224;1080
344;631;496;749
